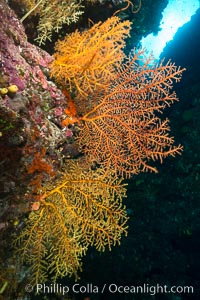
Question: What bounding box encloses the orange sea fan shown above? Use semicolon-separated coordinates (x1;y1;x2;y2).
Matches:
50;16;131;98
77;50;185;178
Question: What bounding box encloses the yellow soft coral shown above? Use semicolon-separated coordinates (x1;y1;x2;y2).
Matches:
14;0;84;44
15;160;128;284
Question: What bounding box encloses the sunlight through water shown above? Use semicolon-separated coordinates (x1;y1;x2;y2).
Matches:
141;0;200;60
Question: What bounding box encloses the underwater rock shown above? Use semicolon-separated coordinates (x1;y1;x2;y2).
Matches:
0;0;52;91
0;0;71;234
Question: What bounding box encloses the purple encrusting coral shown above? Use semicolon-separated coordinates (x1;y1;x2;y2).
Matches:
0;0;76;137
0;0;52;91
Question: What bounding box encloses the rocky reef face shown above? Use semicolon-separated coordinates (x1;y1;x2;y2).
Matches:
0;2;78;295
0;0;53;90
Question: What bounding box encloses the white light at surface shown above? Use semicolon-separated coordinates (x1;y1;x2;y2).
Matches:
140;0;199;60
